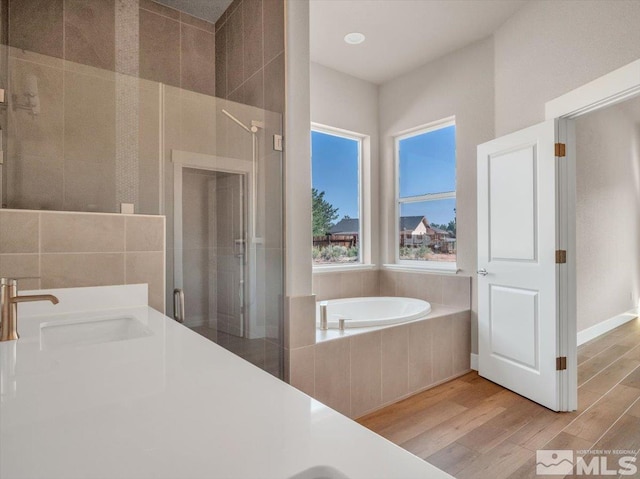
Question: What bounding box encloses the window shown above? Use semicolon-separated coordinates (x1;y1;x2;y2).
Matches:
395;119;456;267
311;127;362;266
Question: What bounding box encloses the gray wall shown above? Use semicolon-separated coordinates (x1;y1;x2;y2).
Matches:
494;0;640;136
575;97;640;332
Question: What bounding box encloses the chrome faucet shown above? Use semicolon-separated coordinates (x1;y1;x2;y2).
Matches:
319;302;328;330
0;278;59;342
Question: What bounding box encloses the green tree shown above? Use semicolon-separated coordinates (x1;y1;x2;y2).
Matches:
312;188;339;236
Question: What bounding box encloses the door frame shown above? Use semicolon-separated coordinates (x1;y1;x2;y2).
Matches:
171;149;254;336
545;58;640;411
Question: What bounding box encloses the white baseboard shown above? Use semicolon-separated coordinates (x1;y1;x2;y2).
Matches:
577;309;639;346
470;353;478;371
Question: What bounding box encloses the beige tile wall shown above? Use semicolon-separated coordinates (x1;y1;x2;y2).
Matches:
313;269;471;309
313;270;379;301
215;0;285;113
9;0;216;96
0;210;165;311
287;309;472;419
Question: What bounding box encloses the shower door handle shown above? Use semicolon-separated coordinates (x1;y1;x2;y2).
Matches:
173;288;185;323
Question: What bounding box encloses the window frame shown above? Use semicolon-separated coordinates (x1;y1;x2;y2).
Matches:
311;123;368;271
394;117;457;271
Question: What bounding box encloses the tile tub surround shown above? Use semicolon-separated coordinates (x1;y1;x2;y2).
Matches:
0;209;165;312
288;305;471;419
313;269;471;309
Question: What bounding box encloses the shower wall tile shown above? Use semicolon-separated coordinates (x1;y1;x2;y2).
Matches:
263;0;284;64
179;90;218;155
138;81;161;215
0;211;39;254
264;52;284;113
64;70;116;162
0;210;165;310
139;0;180;20
180;23;215;96
63;157;116;213
242;0;263;80
180;12;215;33
226;6;244;94
0;254;41;290
215;24;228;98
7;154;64;211
8;58;64;160
41;213;124;253
139;8;181;87
8;0;64;59
64;0;116;71
216;0;285;112
41;253;125;289
125;215;164;251
242;69;264;108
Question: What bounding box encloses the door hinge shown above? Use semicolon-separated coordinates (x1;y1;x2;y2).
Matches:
555;250;567;264
556;356;567;371
555;143;566;157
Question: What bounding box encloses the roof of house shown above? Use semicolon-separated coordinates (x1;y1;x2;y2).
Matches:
330;216;443;235
329;218;360;234
399;216;426;232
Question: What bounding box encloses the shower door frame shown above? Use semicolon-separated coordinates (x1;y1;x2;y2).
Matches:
171;149;254;338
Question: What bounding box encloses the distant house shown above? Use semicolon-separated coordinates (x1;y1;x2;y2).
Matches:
327;216;455;253
400;216;455;253
329;218;360;235
399;216;430;246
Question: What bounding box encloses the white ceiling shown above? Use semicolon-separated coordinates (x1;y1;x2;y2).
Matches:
310;0;527;85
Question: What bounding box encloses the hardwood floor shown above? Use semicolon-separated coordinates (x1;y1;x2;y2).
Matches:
358;317;640;478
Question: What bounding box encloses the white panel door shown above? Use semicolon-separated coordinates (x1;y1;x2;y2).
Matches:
477;119;564;411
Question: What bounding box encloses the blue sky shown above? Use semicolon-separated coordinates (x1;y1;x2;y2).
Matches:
311;125;456;226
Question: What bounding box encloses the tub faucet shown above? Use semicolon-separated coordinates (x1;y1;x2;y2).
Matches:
319;301;328;330
0;278;59;342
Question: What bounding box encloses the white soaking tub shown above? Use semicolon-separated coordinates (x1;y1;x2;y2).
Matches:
316;296;431;329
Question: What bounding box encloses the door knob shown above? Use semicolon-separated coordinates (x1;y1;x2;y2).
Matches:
477;268;488;276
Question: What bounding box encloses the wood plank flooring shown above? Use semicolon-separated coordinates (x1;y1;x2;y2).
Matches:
358;317;640;478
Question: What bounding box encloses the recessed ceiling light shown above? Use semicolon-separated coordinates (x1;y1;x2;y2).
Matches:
344;32;365;45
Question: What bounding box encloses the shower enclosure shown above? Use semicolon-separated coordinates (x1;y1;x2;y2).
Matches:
0;37;285;377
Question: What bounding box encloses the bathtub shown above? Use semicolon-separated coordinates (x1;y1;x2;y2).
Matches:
316;297;431;329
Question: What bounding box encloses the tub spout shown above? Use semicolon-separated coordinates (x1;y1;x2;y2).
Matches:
319;302;328;330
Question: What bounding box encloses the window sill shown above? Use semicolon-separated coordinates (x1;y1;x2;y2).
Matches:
382;263;459;275
313;264;376;274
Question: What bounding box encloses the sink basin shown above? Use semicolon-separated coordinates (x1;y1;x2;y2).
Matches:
287;466;351;479
40;316;153;350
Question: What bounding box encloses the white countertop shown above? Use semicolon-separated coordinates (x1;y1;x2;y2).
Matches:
0;285;452;479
